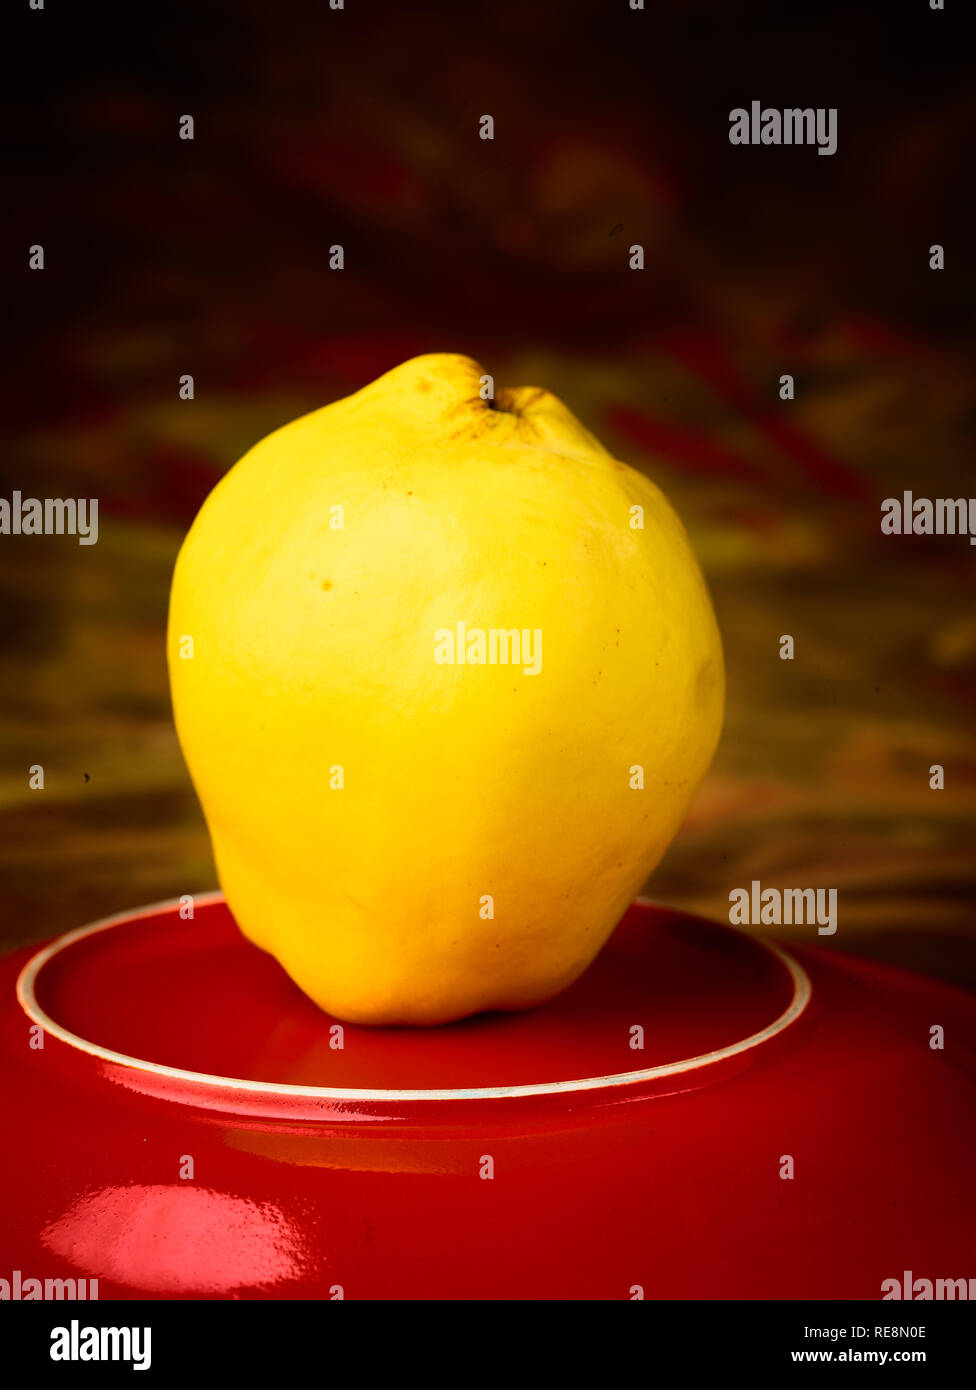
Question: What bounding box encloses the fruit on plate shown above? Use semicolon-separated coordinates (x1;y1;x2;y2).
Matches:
167;354;724;1024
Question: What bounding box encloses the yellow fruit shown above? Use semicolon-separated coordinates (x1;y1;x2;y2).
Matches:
167;354;724;1025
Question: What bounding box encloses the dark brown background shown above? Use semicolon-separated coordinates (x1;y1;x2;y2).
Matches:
2;1;974;985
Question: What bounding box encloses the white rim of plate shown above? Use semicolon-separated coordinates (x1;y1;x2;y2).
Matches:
15;892;812;1105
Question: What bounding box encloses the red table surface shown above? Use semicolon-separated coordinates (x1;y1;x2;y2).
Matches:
1;898;973;1300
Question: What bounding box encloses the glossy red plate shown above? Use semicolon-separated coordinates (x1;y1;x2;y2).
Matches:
1;896;974;1299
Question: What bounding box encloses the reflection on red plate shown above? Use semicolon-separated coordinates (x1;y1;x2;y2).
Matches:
2;896;974;1299
42;1186;310;1296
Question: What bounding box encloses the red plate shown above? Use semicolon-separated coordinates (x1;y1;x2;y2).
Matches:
1;896;974;1299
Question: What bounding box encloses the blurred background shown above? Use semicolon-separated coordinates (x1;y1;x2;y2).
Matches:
3;0;974;984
